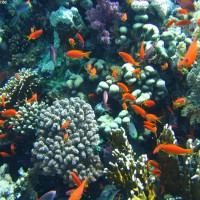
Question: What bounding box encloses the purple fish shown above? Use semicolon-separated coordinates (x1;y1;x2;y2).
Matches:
176;0;195;12
103;91;108;110
38;190;56;200
50;45;56;65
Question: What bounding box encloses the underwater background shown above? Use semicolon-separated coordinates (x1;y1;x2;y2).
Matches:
0;0;200;199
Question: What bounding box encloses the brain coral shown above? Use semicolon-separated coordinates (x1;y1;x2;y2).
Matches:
31;97;104;184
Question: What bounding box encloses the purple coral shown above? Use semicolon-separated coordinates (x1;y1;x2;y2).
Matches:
86;0;121;44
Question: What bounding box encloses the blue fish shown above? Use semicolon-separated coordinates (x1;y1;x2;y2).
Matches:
10;0;32;16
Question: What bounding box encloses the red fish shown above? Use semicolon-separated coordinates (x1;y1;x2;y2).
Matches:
161;62;168;70
145;114;162;123
176;0;195;12
144;124;157;137
174;19;192;26
26;93;37;103
27;28;43;40
0;133;7;139
121;13;127;21
117;82;129;93
149;169;161;177
142;100;155;107
122;93;136;102
66;50;91;59
122;102;128;110
1;95;6;108
76;33;84;47
147;160;159;169
61;120;70;130
0;120;6;127
140;41;145;60
70;172;82;187
133;68;141;79
0;152;11;157
2;109;20;118
10;143;16;156
178;36;197;68
165;19;176;30
131;104;146;117
69;38;76;48
112;67;118;78
153;143;193;155
173;97;187;108
119;52;140;66
177;8;189;14
68;177;89;200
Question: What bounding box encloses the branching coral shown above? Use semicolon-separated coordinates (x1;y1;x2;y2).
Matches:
31;97;104;184
105;128;156;199
0;68;41;107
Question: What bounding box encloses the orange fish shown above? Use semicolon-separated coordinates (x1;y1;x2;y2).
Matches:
88;93;98;101
112;67;118;78
0;152;11;157
66;50;91;59
143;120;156;127
147;160;159;169
131;104;146;117
26;93;37;103
61;120;70;130
144;124;157;137
0;119;6;127
142;100;155;107
1;95;6;108
85;63;93;73
89;67;97;79
70;171;82;187
122;93;136;102
149;169;161;177
119;52;140;66
165;19;176;30
2;109;20;118
27;28;43;40
153;143;193;155
197;19;200;27
140;41;145;60
145;114;162;123
76;33;84;47
64;133;69;144
133;68;141;79
15;73;20;80
161;62;168;70
121;13;127;21
0;133;7;139
69;38;76;48
10;143;16;156
68;177;89;200
117;82;129;93
172;97;187;108
177;8;189;14
174;19;192;26
122;102;128;110
178;36;197;68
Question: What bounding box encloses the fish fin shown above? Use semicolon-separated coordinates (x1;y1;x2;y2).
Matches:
27;36;31;41
85;52;91;59
31;27;34;33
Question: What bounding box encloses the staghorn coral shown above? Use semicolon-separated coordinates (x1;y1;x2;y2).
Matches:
105;128;156;199
31;97;104;184
0;68;41;107
9;101;47;135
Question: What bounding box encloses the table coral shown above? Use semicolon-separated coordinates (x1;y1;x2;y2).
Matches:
31;97;104;184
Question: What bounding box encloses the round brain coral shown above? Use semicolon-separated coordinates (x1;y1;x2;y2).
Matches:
31;97;104;184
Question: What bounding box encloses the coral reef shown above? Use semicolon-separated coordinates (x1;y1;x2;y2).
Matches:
85;0;121;44
105;128;156;199
9;101;47;135
0;68;42;107
31;97;104;184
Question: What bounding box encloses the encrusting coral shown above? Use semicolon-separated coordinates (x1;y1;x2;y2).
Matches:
31;97;104;184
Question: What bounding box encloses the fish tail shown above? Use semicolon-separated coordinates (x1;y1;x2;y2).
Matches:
85;52;91;59
27;36;31;40
187;148;194;154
